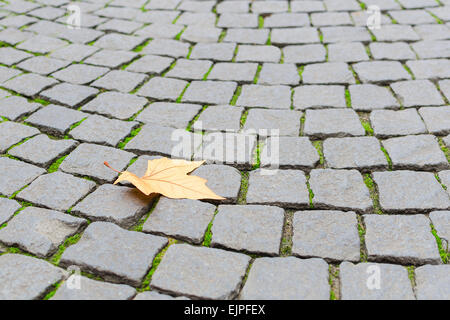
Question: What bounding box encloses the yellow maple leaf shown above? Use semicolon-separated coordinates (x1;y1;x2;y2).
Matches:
104;158;225;200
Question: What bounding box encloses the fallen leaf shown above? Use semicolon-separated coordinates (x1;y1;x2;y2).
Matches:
104;158;225;200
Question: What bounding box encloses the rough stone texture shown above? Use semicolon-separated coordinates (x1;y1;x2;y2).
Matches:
0;157;45;197
323;137;388;170
208;62;258;83
370;109;427;138
0;254;67;300
309;169;372;213
303;109;365;139
293;85;346;109
16;172;96;212
0;198;21;225
415;265;450;300
137;77;188;101
235;45;281;63
151;244;250;299
51;64;109;85
390;80;444;107
81;92;147;120
292;210;360;262
243;109;302;136
364;214;442;265
60;222;167;286
0;207;87;258
349;84;400;111
240;257;330;300
193;105;243;132
52;275;136;300
40;83;99;108
59;143;135;183
91;70;147;93
0;96;41;121
439;171;450;197
142;197;216;244
72;184;153;228
246;169;310;208
236;84;292;109
302;62;355;84
407;59;450;80
283;44;326;64
126;55;174;74
418;106;450;135
429;211;450;244
182;80;237;105
0;121;40;153
3;73;58;97
353;61;411;84
340;262;415;300
137;102;201;129
258;63;300;85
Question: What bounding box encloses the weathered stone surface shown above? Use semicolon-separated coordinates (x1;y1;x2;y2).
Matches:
190;43;236;61
59;143;135;183
208;62;258;83
323;137;388;170
293;85;346;109
72;184;153;228
142;198;216;244
0;121;40;153
415;265;450;300
302;62;355;84
0;198;20;225
370;109;427;138
126;55;174;74
236;84;291;109
0;254;67;300
0;207;86;258
141;39;189;58
151;244;250;299
407;59;450;80
235;45;281;63
211;205;285;255
243;109;302;136
52;275;136;300
283;44;326;64
309;169;372;212
364;214;441;265
349;84;400;111
81;92;147;120
440;170;450;195
353;61;411;83
340;262;415;300
303;109;365;138
51;64;109;85
258;63;300;85
60;222;168;286
137;102;201;129
17;56;70;76
369;42;416;61
418;106;450;135
193;105;243;132
246;169;310;208
84;49;138;68
166;59;212;80
16;172;96;212
182;80;237;105
429;211;450;244
390;80;444;107
0;96;41;121
3;73;58;97
292;210;360;262
240;257;330;300
40;83;98;108
133;291;188;300
0;157;45;197
91;70;147;93
327;42;369;62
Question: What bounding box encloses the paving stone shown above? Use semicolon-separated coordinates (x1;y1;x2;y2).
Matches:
309;169;372;212
302;62;355;84
72;184;153;228
0;15;37;29
52;275;136;300
146;0;182;10
94;33;146;51
293;85;346;109
137;77;188;101
16;171;95;212
240;257;330;300
303;109;365;138
443;135;450;148
418;106;450;135
323;137;388;170
28;6;65;20
0;28;33;45
292;210;360;262
236;84;291;109
372;25;420;42
138;102;201;129
0;66;21;84
389;9;436;25
0;47;33;66
17;56;70;76
439;171;450;195
321;26;372;43
192;164;242;203
91;70;147;93
193;105;243;132
243;109;302;136
84;49;139;68
142;198;216;244
260;136;320;169
59;143;135;183
0;207;86;258
49;44;100;62
391;80;444;107
327;42;369;62
364;214;441;265
97;18;143;34
246;169;309;208
353;61;411;83
69;115;138;147
81;92;147;120
252;0;288;13
372;171;450;213
40;83;98;108
311;12;352;26
26;105;87;136
208;63;258;83
17;35;68;54
282;44;326;64
217;13;258;28
0;254;67;300
406;59;450;80
369;42;416;61
349;84;400;111
8;134;78;168
340;262;415;300
96;6;141;20
0;198;21;225
178;0;216;12
414;24;450;40
216;1;250;13
142;39;190;58
399;0;438;8
3;73;58;97
235;45;281;63
415;265;450;300
429;210;450;244
51;64;110;85
126;55;174;74
180;26;222;43
0;121;40;153
271;27;319;45
211;205;284;255
351;11;393;26
133;291;188;300
166;59;212;80
411;40;450;59
182;80;237;105
264;13;310;28
258;63;300;85
193;132;257;168
291;0;325;12
223;28;269;45
382;134;448;171
60;221;167;286
0;94;41;121
125;124;202;159
429;6;450;21
151;244;250;299
370;109;427;138
189;43;236;61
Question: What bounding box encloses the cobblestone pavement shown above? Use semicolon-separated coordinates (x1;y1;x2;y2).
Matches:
0;0;449;300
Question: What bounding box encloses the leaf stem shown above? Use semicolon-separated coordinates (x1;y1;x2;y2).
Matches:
104;161;121;173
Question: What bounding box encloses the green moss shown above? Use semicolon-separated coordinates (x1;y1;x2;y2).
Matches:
117;126;142;149
237;171;249;205
43;281;63;300
218;30;226;42
306;175;314;209
174;27;186;40
357;218;368;262
48;155;68;173
240;109;249;128
64;117;87;139
202;209;218;247
253;64;262;84
133;39;151;53
431;224;449;264
403;64;415;80
258;16;264;28
312;141;324;165
230;86;242;105
252;141;262;170
380;146;393;170
130;196;160;232
33;98;50;106
329;266;340;300
176;82;190;103
8;184;29;200
186;105;207;132
345;89;352;108
51;234;82;266
202;65;214;80
266;30;271;45
298;65;305;81
361;119;374;136
363;174;383;215
438;138;450;163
